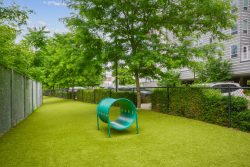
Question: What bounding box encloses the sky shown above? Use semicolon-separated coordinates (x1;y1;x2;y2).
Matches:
4;0;72;41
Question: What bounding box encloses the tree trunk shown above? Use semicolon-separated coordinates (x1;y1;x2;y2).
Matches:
135;72;141;108
115;60;118;92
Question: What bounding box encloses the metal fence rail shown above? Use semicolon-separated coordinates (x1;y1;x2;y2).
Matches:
0;65;43;136
44;85;250;131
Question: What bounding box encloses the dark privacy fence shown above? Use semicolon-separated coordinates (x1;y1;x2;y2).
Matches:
0;65;43;136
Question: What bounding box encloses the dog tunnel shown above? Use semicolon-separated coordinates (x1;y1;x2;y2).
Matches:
96;98;139;137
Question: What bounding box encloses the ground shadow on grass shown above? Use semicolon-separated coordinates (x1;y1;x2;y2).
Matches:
97;125;140;138
43;97;75;105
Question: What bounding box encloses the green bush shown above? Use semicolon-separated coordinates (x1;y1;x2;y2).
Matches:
95;89;110;103
82;90;94;103
231;96;248;112
151;87;249;132
151;89;168;112
75;89;137;105
232;110;250;131
111;91;137;105
201;90;228;126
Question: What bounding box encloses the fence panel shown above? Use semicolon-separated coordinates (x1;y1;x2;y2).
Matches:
25;78;33;117
0;66;12;135
0;65;43;136
11;71;25;126
32;81;37;110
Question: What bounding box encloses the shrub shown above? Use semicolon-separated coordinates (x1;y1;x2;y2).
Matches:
82;90;95;103
151;87;249;132
232;110;250;132
94;89;110;103
75;89;137;105
230;96;248;112
201;90;228;126
111;91;137;105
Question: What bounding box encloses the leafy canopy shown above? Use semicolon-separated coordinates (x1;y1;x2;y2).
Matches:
66;0;235;107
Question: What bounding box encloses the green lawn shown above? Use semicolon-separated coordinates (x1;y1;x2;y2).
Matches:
0;97;250;167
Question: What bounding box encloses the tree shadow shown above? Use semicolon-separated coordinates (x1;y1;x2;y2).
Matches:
42;97;71;105
97;124;140;138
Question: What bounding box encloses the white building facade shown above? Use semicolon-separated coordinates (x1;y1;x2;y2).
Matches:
180;0;250;86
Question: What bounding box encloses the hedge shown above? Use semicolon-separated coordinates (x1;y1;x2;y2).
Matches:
43;89;73;99
76;89;137;105
151;88;249;132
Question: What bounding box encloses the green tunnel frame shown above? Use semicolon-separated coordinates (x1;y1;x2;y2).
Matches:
96;98;139;137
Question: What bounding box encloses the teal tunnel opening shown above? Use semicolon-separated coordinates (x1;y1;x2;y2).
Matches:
97;98;137;131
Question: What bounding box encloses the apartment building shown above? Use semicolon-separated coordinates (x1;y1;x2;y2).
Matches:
180;0;250;86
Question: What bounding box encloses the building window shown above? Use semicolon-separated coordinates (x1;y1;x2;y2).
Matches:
243;19;248;34
242;46;250;61
231;45;238;58
243;0;248;10
231;23;238;35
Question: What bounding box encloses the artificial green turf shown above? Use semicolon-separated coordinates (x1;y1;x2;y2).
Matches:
0;96;250;167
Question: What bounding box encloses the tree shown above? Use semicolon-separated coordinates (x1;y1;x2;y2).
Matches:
0;1;32;74
24;26;49;50
102;41;125;91
66;0;236;107
158;71;181;86
43;33;103;89
196;56;232;83
0;1;31;26
113;67;134;86
21;26;50;81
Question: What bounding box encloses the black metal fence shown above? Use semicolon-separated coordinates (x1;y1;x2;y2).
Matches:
44;85;250;132
146;86;250;131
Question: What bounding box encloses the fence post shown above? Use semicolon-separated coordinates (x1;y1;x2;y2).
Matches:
167;87;170;112
31;81;33;112
24;76;26;118
228;86;232;128
10;69;13;127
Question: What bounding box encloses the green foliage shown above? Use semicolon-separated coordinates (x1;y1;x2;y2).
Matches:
66;0;236;107
114;67;134;85
0;1;31;26
111;91;136;105
231;96;248;112
0;25;34;75
94;89;110;103
232;110;250;131
151;88;249;131
42;33;103;88
24;26;49;50
158;71;181;86
51;89;137;105
201;90;228;126
196;56;232;83
0;2;34;76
